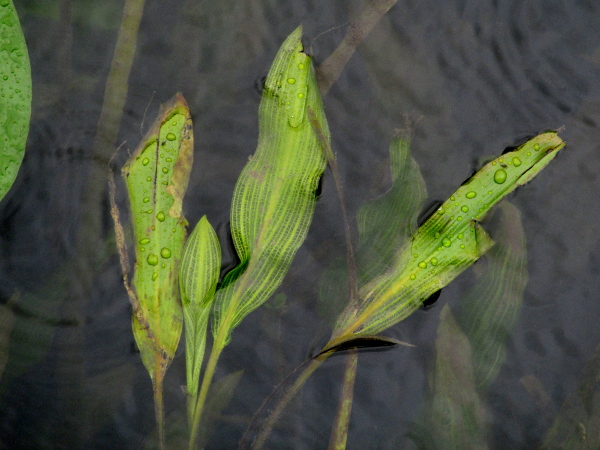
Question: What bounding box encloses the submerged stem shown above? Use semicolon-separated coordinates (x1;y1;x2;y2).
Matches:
249;356;328;449
328;350;358;450
153;372;165;450
188;342;224;449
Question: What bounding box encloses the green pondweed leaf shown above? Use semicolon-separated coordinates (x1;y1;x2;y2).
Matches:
0;0;32;202
212;25;328;343
110;93;192;405
179;216;220;418
188;28;329;447
329;132;565;345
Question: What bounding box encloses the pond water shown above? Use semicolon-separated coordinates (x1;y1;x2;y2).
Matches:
1;0;600;448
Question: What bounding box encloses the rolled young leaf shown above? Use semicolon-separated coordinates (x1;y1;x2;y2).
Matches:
179;216;220;418
0;0;32;202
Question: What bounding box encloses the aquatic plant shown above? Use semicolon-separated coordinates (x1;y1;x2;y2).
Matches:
0;0;31;202
3;1;576;448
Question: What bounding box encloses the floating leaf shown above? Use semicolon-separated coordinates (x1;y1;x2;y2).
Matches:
212;25;328;342
0;0;32;202
121;93;192;377
179;216;221;418
329;132;565;344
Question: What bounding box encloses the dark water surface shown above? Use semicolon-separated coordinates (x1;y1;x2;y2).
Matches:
1;0;600;448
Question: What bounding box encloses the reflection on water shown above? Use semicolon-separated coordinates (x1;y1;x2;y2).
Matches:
1;0;600;448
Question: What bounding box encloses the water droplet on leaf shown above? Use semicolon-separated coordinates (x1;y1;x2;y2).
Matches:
142;158;149;166
147;254;159;266
418;261;427;269
156;211;166;222
512;157;522;167
461;205;469;212
160;247;172;258
287;78;296;84
139;238;150;245
466;191;476;199
494;169;507;184
442;238;451;247
166;133;176;141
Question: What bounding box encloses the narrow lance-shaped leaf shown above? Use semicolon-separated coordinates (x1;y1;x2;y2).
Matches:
330;132;565;344
179;216;220;418
0;0;32;202
212;25;328;341
120;93;192;380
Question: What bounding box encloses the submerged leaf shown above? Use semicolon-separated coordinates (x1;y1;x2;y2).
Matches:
457;201;528;388
329;132;565;344
0;0;32;201
355;125;427;286
542;343;600;449
423;305;491;449
179;216;221;416
212;26;328;342
120;93;193;378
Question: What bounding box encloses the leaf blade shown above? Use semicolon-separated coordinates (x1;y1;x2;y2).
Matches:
330;132;565;343
212;26;328;341
121;93;193;377
0;0;32;202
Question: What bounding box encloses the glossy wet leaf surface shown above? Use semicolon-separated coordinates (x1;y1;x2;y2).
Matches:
212;26;328;342
329;132;564;345
0;0;31;201
179;215;220;415
120;93;192;378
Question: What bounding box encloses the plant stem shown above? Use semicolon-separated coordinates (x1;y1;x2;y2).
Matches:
153;371;165;450
328;350;358;450
250;356;328;450
316;0;399;95
188;341;224;449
